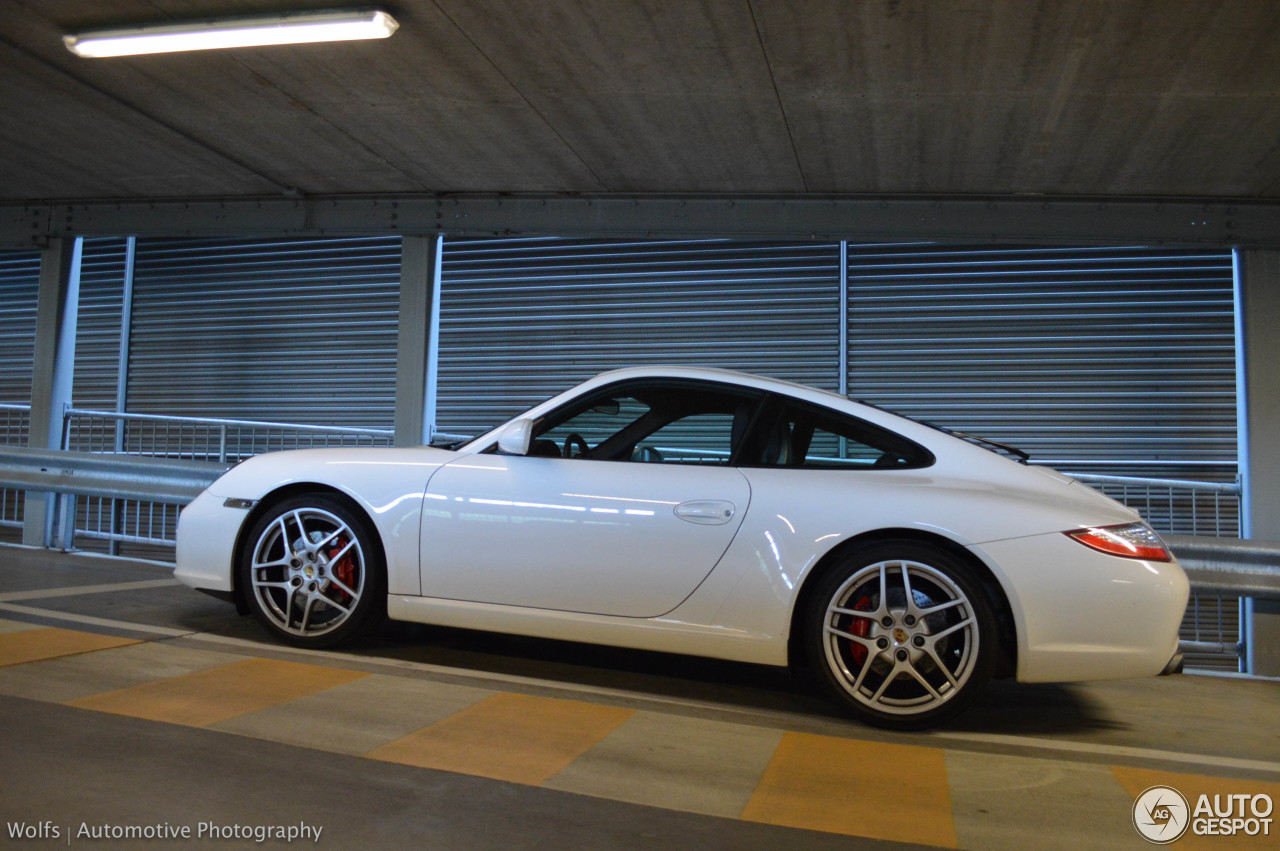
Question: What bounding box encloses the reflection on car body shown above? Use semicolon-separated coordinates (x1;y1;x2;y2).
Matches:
176;366;1188;729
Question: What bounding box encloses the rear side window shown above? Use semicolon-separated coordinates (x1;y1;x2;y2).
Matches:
749;399;933;470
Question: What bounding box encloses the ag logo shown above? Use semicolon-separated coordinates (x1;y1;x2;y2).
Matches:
1133;785;1190;844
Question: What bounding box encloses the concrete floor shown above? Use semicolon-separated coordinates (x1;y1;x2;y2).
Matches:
1;545;1277;850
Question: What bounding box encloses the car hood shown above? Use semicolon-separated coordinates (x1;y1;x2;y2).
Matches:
201;446;458;500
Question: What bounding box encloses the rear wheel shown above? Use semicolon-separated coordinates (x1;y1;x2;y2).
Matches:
804;541;998;729
238;495;385;648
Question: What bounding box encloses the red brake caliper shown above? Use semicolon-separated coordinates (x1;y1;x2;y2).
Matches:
846;595;874;667
328;538;355;604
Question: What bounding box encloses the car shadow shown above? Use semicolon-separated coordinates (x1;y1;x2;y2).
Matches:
302;618;1124;736
948;677;1128;735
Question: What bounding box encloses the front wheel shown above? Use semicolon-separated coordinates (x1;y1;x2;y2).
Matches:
238;494;385;648
803;541;998;729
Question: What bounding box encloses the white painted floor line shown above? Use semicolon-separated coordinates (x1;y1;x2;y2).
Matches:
181;629;771;716
0;603;193;637
3;601;1278;777
930;730;1280;776
0;579;180;602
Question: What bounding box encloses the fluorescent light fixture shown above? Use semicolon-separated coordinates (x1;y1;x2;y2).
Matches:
64;9;399;58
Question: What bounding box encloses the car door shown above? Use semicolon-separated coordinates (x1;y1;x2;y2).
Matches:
418;380;760;618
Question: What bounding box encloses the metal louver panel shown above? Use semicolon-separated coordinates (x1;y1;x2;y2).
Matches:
844;245;1237;481
435;238;841;436
0;249;41;406
127;236;401;429
72;237;130;411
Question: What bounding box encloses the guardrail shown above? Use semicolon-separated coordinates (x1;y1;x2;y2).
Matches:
0;447;229;548
0;448;228;503
1165;535;1280;597
1164;535;1280;661
52;409;397;551
1;444;1274;673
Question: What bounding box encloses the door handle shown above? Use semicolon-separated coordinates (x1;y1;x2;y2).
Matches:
674;500;736;525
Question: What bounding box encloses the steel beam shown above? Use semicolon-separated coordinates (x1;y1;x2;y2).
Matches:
394;235;442;447
23;238;80;547
1235;249;1280;676
6;194;1280;248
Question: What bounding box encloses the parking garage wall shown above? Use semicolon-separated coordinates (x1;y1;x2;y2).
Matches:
0;249;40;411
0;236;1239;481
434;238;1238;485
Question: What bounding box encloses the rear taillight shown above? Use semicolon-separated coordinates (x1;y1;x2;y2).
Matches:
1066;523;1172;562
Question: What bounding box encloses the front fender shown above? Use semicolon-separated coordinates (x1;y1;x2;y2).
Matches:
175;447;454;597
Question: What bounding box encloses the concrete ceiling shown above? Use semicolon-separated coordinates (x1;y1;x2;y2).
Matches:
4;0;1280;206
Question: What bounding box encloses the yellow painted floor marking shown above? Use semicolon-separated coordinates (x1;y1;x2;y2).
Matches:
1113;766;1280;850
366;692;633;786
66;658;367;727
0;626;140;667
742;732;958;847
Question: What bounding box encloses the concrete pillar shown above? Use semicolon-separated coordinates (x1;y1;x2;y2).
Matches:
23;238;81;546
1235;249;1280;676
394;235;442;447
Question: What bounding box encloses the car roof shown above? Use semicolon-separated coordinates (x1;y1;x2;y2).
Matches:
586;365;849;403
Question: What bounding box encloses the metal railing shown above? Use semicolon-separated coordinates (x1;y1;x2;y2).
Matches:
0;403;29;444
1069;472;1243;670
0;404;31;531
1069;472;1241;538
0;411;1267;673
1165;534;1280;665
54;410;394;549
63;408;395;463
0;447;228;549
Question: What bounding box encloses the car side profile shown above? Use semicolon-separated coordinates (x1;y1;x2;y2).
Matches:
175;366;1188;728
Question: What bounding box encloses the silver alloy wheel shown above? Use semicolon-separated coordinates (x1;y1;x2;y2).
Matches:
248;506;366;638
821;558;979;716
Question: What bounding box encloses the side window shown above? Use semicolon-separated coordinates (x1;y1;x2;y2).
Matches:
530;381;763;465
538;395;650;457
635;411;738;464
757;401;933;470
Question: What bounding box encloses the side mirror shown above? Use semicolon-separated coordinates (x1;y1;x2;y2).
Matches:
496;419;533;456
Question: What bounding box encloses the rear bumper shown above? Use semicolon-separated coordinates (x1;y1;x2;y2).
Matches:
970;531;1190;683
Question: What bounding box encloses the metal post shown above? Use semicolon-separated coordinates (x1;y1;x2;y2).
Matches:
394;235;443;447
23;237;81;547
838;240;849;397
109;236;136;555
114;236;136;437
1234;248;1280;676
838;241;849;459
424;235;443;443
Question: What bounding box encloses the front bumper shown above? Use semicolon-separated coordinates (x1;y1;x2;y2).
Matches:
174;489;249;594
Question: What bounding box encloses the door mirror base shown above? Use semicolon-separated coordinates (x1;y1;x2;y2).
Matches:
496;419;534;456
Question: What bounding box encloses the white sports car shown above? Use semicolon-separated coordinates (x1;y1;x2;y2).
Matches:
175;366;1188;728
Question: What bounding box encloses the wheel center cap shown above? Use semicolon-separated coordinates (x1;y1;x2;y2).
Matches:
892;627;910;645
303;564;316;580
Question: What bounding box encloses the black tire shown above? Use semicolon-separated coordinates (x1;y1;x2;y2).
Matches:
803;540;998;730
238;494;386;648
